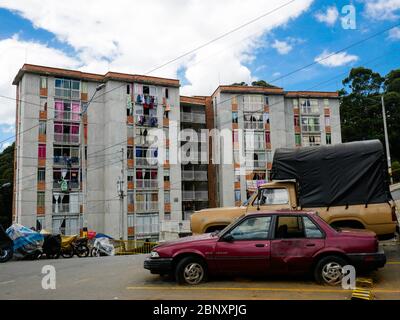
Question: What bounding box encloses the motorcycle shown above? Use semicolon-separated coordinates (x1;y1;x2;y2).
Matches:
61;235;90;258
0;224;13;263
42;233;62;259
91;237;115;257
6;224;43;260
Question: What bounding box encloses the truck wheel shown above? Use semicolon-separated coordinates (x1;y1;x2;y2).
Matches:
314;255;347;285
175;256;207;285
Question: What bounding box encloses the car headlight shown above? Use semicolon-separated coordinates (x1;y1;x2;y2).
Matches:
150;251;160;258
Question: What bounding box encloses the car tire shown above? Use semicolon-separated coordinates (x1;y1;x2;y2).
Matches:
314;255;347;286
175;256;207;285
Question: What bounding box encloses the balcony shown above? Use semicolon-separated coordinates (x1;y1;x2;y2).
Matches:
182;170;207;181
135;201;158;213
135;157;158;167
244;121;264;130
52;203;80;214
245;160;267;169
136;179;158;189
179;132;207;142
181;112;206;124
53;180;80;190
301;125;321;133
54;133;80;144
182;190;208;201
54;111;81;122
136;115;158;127
300;106;320;115
53;156;79;166
134;136;156;146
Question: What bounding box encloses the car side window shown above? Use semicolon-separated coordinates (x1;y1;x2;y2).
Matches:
230;216;271;240
303;216;323;238
254;188;289;206
274;216;305;239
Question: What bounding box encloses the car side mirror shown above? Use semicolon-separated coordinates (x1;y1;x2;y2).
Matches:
223;233;234;242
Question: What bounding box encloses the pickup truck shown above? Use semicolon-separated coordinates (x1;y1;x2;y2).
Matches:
191;140;398;239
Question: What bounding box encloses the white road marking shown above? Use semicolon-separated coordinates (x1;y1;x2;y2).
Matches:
0;280;15;285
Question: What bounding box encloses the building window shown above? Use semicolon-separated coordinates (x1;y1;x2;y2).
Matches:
38;144;46;159
235;190;241;202
127;146;134;160
37;168;45;182
39;121;46;135
37;192;45;207
301;116;320;132
164;169;170;181
165;88;169;99
326;133;332;145
295;134;301;146
293;99;298;108
324;99;329;107
40;77;47;90
127;169;134;182
325;116;330;127
263;112;270;124
55;78;80;100
164;191;170;204
294;115;300;127
232;112;238;124
127;191;134;205
234;169;241;183
264;96;269;105
81;82;88;94
164;212;171;220
40;98;47;111
300;99;319;114
232;130;239;143
265;131;271;144
302;135;321;146
127;84;131;95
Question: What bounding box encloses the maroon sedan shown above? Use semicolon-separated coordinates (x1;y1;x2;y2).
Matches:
144;211;386;285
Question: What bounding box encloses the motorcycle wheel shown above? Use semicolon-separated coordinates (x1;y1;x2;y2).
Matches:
91;247;100;257
76;245;90;258
61;248;74;258
0;246;13;263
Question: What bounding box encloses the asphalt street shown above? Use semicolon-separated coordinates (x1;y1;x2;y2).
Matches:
0;241;399;300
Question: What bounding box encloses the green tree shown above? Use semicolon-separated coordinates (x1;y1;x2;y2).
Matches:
231;82;248;86
251;80;276;88
0;143;14;227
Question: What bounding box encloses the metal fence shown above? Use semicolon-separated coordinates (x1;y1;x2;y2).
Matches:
112;240;158;255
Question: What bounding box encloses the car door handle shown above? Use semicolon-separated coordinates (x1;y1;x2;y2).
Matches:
255;244;265;247
306;243;316;247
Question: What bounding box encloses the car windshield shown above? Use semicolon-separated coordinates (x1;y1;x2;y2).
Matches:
242;191;256;206
218;214;245;237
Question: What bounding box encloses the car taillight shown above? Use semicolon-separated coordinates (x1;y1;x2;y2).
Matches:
392;206;398;222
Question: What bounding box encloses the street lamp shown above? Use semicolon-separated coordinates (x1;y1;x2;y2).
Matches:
80;83;105;234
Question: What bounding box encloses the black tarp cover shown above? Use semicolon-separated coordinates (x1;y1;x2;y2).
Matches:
270;140;392;207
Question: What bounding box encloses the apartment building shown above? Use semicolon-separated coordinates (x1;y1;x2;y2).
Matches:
12;64;341;240
211;85;341;207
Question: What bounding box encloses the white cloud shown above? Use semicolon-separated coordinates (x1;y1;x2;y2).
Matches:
1;125;15;134
271;40;293;55
363;0;400;20
0;142;12;152
314;50;359;67
315;6;339;26
0;35;79;125
0;0;314;119
388;27;400;40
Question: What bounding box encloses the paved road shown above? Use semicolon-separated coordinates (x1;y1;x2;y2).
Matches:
0;242;399;300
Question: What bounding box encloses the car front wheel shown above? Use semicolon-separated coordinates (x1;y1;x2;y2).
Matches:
175;256;207;285
314;255;347;285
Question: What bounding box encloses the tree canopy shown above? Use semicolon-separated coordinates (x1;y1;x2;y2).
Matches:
0;143;14;227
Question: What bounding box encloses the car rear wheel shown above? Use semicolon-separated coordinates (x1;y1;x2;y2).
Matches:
175;256;207;285
314;255;347;285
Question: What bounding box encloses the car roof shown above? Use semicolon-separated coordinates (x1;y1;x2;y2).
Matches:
246;210;317;216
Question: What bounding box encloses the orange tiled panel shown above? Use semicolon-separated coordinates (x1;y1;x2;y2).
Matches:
127;181;134;190
37;181;46;191
37;207;45;215
232;123;239;130
264;105;270;112
128;227;135;236
39;110;47;120
324;108;330;116
81;93;88;101
267;162;272;170
235;201;242;207
128;203;134;213
163;118;169;127
38;158;46;167
39;88;47;97
127;159;134;168
234;181;240;189
325;126;331;133
234;163;240;169
164;181;170;189
232;103;238;111
233;142;240;150
164;161;170;168
293;108;299;115
83;114;88;124
127;137;134;146
265;123;270;130
266;142;272;150
165;139;170;147
295;126;301;134
164;203;171;212
127;115;134;124
38;133;46;143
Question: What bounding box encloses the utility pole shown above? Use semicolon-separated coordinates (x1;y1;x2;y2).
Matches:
117;147;126;240
381;95;393;184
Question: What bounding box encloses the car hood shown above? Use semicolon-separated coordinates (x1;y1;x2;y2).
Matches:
337;228;377;238
155;233;217;249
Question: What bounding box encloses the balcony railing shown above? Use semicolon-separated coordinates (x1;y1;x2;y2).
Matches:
54;133;80;144
135;201;159;212
136;115;158;127
180;132;207;142
196;191;208;200
194;171;207;181
54;111;81;122
134;136;156;145
181;112;206;124
182;190;208;201
182;190;195;201
136;179;158;189
244;121;264;130
182;170;208;181
53;180;80;190
301;125;321;132
135;157;158;167
53;156;79;166
182;171;194;181
300;106;320;114
245;160;267;168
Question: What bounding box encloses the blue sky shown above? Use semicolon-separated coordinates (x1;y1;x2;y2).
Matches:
0;0;399;150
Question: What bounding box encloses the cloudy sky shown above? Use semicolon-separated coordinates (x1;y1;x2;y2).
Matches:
0;0;399;150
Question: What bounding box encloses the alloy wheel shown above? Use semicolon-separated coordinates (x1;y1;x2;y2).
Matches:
322;262;343;285
183;262;204;285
